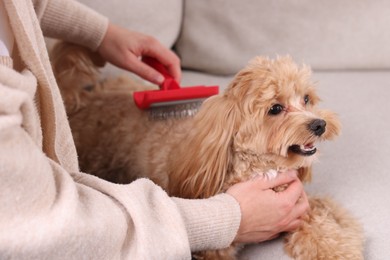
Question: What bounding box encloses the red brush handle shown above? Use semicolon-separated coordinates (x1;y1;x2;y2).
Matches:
142;56;180;90
133;57;219;110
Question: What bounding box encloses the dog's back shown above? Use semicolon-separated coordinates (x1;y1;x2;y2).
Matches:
51;42;192;187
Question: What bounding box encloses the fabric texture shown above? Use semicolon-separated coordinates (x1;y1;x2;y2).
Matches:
0;0;241;259
40;0;109;51
175;0;390;75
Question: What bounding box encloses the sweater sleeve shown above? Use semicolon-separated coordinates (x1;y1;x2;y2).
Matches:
35;0;108;50
0;71;241;258
0;77;185;258
173;194;241;252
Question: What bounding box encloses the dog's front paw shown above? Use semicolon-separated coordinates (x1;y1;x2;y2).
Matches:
284;197;364;260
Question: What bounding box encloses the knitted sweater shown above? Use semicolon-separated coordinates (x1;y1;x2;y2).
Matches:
0;1;241;259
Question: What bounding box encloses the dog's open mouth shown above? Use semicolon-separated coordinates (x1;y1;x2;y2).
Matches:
289;143;317;156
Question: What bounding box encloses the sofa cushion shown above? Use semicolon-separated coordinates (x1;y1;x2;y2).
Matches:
79;0;182;49
175;0;390;75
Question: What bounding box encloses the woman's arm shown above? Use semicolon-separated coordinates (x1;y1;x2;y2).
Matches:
0;68;241;258
34;0;108;50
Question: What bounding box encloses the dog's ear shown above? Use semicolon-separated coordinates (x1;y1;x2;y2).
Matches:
298;166;312;183
50;41;105;77
50;41;106;114
168;95;241;199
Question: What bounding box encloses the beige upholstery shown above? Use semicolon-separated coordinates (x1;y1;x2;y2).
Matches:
175;0;390;74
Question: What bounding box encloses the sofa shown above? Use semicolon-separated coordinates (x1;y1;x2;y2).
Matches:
75;1;390;259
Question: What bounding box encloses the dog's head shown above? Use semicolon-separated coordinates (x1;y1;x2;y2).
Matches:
170;56;341;198
227;56;340;176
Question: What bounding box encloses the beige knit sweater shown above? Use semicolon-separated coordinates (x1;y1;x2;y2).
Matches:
0;1;241;259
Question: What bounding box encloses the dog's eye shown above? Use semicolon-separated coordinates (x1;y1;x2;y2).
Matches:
304;95;310;105
268;104;284;115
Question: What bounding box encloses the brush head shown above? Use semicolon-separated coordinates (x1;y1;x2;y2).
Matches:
148;100;204;120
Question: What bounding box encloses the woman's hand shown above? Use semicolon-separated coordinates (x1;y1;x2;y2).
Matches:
97;23;181;85
227;170;309;244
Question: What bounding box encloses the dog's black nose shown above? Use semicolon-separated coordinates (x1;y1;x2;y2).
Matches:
309;119;326;136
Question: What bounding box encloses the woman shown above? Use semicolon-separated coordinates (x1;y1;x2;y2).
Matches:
0;0;308;258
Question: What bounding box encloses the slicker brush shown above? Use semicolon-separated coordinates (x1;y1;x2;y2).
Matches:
133;57;219;120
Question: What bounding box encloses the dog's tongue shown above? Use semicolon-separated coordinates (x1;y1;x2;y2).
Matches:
301;143;315;152
304;143;314;149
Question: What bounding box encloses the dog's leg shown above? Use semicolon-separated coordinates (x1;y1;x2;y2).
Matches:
284;197;364;260
192;245;240;260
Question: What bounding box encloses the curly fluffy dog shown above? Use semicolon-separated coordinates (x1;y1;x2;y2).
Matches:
51;42;364;260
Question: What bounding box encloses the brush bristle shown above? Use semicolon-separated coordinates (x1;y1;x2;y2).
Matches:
148;100;203;120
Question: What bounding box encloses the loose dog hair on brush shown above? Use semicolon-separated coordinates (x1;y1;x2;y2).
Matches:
51;41;364;260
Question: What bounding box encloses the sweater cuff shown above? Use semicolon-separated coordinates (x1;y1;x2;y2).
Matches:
173;193;241;252
40;0;108;50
